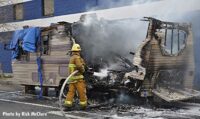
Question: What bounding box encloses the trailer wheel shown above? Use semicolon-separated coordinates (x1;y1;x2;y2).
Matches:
24;85;35;94
42;87;48;96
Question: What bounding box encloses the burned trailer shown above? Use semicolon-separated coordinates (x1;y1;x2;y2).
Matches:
8;15;199;101
9;22;73;95
70;15;199;102
124;17;199;102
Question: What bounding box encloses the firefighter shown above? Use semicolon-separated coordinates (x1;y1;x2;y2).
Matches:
64;43;87;109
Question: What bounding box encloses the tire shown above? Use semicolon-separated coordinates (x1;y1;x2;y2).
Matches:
42;87;48;96
24;85;35;94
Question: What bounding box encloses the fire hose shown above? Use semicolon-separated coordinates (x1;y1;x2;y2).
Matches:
59;70;78;117
58;69;103;117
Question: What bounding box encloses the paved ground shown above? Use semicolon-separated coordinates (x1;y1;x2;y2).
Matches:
0;79;200;119
0;101;64;119
0;79;64;119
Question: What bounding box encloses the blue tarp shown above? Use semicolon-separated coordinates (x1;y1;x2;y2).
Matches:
9;27;41;59
9;27;43;98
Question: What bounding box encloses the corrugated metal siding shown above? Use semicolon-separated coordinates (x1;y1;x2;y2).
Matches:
23;0;43;20
54;0;133;16
54;0;86;16
0;0;134;22
0;43;12;73
23;0;98;20
0;32;13;43
97;0;133;9
0;5;14;23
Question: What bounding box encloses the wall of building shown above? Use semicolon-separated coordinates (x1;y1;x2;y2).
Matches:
23;0;97;20
23;0;43;20
0;0;134;22
0;5;14;23
0;31;13;73
54;0;92;16
0;43;12;73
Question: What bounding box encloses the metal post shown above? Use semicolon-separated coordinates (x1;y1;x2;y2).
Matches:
178;29;180;51
184;33;186;44
171;29;174;54
164;24;167;46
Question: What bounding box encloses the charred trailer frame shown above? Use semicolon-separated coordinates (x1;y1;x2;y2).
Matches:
125;17;198;101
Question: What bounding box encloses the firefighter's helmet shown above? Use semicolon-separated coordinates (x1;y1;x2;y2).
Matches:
71;44;81;51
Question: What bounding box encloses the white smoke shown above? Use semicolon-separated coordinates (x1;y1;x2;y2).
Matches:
84;0;200;21
93;68;109;79
80;0;200;58
78;0;200;86
73;16;148;67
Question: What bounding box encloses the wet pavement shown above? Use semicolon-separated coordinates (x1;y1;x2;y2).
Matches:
0;83;200;119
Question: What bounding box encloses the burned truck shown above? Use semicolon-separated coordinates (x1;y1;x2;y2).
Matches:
8;15;199;101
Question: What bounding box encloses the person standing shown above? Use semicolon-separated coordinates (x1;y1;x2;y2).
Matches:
64;43;87;109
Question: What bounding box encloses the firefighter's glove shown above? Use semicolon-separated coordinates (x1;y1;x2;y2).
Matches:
85;67;94;75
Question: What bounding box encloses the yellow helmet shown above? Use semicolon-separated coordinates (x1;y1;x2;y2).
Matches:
71;43;81;51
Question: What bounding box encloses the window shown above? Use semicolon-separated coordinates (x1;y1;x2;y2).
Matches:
157;24;187;55
41;35;50;55
165;29;187;54
14;3;23;20
42;0;54;16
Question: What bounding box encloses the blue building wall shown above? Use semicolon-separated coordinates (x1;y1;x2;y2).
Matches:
23;0;133;20
54;0;92;16
0;5;14;23
23;0;43;20
0;43;12;73
0;0;134;22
